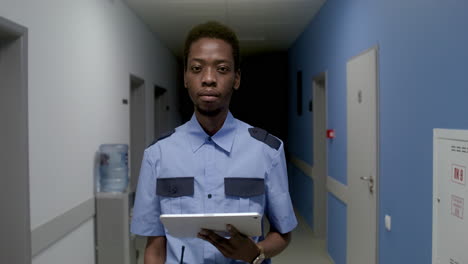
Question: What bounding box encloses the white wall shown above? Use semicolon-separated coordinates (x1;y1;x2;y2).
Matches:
0;0;180;262
32;219;95;264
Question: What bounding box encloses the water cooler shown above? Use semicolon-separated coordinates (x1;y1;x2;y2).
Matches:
96;191;137;264
95;144;137;264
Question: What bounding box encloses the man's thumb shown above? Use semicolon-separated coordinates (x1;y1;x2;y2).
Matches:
227;224;240;236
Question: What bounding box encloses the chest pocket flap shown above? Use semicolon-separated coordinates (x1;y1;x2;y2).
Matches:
225;178;265;197
156;177;194;197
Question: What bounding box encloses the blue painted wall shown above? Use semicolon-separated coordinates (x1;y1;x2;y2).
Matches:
288;163;314;228
287;0;468;263
327;193;347;264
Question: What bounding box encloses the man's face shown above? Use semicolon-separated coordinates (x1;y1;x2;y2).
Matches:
184;37;240;117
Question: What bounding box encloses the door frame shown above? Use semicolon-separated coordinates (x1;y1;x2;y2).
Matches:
346;46;380;264
312;72;328;239
129;74;146;193
0;16;30;264
153;84;167;139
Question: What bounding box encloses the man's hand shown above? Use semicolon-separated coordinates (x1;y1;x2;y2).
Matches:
197;224;260;263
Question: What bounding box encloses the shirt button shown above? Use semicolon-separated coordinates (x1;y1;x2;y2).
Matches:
208;137;212;142
207;194;212;199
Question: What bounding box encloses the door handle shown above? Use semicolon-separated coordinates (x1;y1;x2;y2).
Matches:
359;175;374;194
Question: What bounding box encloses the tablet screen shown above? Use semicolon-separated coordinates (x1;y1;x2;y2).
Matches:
160;212;262;238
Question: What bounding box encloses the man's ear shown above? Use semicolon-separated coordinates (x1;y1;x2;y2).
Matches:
183;72;188;88
233;69;241;90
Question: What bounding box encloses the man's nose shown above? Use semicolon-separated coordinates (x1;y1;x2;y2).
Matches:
201;68;216;87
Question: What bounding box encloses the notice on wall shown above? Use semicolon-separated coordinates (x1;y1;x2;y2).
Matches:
451;195;464;220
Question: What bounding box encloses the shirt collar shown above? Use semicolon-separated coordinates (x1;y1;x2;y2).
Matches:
187;112;237;153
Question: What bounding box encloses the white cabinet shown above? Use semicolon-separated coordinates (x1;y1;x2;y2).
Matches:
433;129;468;264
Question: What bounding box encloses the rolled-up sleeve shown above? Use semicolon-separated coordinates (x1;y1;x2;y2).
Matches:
130;147;165;236
265;144;298;234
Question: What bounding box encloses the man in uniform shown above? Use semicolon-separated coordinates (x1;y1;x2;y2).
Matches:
131;21;297;264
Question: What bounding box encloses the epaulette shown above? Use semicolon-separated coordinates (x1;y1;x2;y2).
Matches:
147;129;175;147
248;127;281;150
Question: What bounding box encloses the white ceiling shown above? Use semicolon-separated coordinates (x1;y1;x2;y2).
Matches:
124;0;326;57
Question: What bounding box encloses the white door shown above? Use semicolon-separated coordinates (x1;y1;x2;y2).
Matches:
312;74;327;239
347;47;378;264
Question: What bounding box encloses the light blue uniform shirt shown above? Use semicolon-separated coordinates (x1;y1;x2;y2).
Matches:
131;112;297;263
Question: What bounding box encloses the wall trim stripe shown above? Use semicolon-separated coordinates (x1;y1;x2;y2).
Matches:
31;198;95;257
289;155;316;181
289;155;349;204
326;176;349;204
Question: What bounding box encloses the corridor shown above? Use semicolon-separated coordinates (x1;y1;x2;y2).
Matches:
2;0;468;264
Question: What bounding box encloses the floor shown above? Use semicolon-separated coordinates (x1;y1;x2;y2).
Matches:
271;213;333;264
135;212;333;264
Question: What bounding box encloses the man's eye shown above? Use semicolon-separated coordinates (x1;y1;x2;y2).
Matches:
218;66;230;73
191;66;202;72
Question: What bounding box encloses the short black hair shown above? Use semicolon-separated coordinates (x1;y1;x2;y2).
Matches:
184;21;240;71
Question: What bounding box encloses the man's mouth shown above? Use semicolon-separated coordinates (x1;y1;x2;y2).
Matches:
199;92;219;102
200;95;218;102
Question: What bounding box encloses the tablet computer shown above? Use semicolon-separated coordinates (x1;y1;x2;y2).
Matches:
160;212;262;238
